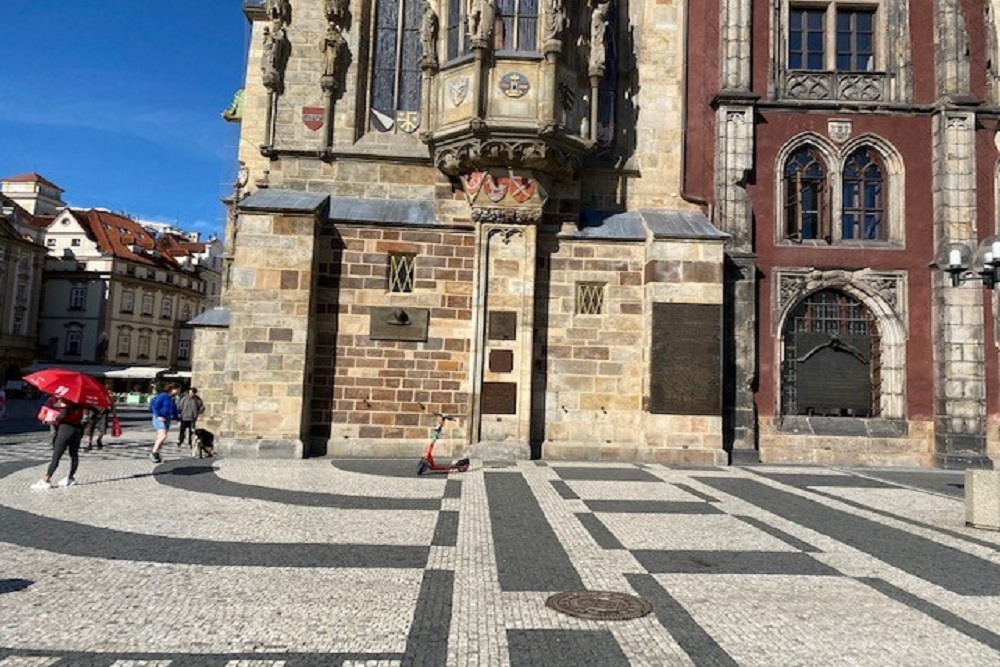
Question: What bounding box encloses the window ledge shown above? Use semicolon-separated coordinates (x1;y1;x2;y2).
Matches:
778;416;907;438
778;239;903;249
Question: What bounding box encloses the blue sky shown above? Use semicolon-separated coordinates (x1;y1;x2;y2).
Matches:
0;2;250;239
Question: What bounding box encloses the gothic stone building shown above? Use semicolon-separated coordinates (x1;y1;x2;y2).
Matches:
193;0;1000;469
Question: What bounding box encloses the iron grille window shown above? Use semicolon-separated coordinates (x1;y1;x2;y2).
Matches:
388;253;415;293
577;282;605;315
371;0;423;133
496;0;538;51
781;290;880;417
842;147;884;240
784;147;827;241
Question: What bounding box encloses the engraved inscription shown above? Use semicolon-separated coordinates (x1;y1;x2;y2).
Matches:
649;303;721;415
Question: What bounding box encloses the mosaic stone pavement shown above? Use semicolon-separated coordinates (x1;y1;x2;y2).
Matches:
1;405;999;665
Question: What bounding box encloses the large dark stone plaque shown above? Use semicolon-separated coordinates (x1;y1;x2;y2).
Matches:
793;332;871;416
369;307;429;342
649;303;721;415
482;382;517;414
488;311;517;340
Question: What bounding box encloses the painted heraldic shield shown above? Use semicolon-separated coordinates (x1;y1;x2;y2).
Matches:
302;107;325;131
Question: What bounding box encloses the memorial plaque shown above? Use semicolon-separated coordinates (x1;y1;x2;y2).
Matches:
649;303;721;415
489;349;514;373
488;311;517;340
794;332;871;416
369;307;430;342
482;382;517;414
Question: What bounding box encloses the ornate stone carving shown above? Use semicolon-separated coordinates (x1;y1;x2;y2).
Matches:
827;119;852;144
266;0;291;27
775;268;905;328
838;74;885;101
784;72;833;100
420;1;439;69
475;207;543;224
487;226;526;244
434;138;583;179
325;0;349;24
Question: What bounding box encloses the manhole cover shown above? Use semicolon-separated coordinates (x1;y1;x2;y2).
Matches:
545;590;653;621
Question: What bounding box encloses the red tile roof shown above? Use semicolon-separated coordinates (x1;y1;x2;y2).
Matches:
69;209;183;270
0;194;45;245
1;172;64;191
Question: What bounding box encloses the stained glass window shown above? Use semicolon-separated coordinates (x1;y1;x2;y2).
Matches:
371;0;423;133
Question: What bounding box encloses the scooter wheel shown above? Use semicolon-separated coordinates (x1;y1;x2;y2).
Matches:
417;459;429;476
456;458;470;472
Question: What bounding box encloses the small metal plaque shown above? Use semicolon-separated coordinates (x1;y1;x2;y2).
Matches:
649;303;721;415
488;311;517;341
489;349;514;373
369;307;429;342
482;382;517;414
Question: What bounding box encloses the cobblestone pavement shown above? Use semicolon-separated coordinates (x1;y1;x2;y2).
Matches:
1;401;998;665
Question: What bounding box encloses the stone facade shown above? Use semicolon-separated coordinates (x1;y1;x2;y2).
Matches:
194;0;1000;468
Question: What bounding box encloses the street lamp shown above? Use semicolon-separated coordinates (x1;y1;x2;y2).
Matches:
934;237;1000;288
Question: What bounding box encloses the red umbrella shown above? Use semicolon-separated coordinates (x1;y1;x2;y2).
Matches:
23;369;113;409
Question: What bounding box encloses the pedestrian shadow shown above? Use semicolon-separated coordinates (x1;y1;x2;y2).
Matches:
0;579;33;594
75;465;215;487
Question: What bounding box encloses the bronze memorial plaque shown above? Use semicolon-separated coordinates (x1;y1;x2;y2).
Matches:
489;349;514;373
649;303;721;415
488;311;517;340
369;307;430;342
482;382;517;414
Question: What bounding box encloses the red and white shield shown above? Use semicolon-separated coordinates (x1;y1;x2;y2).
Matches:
461;171;486;198
302;107;325;131
485;174;507;202
505;177;536;203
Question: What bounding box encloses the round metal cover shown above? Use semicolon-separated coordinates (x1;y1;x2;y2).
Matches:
545;590;653;621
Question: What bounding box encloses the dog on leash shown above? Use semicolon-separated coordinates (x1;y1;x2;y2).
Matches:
193;428;215;458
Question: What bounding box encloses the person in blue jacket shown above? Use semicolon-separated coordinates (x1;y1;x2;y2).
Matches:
149;382;181;463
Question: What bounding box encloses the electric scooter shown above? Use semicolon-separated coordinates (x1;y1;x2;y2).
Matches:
417;413;470;475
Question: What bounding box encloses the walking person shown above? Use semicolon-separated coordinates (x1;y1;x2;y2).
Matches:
149;382;181;463
84;406;111;451
176;387;205;451
31;397;88;490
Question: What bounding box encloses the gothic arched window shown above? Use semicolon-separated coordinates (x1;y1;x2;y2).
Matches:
784;147;828;241
446;0;470;60
781;290;880;418
496;0;539;52
842;147;885;240
371;0;423;133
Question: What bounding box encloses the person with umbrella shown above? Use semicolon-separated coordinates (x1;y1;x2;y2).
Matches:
23;369;114;490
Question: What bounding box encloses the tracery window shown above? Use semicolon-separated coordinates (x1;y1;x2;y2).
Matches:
841;147;884;240
784;147;828;241
496;0;539;52
371;0;423;134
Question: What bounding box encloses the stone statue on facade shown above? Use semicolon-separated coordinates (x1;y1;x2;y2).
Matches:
321;24;346;90
421;1;439;67
325;0;349;25
266;0;292;27
543;0;567;44
261;25;290;92
589;1;610;76
467;0;495;44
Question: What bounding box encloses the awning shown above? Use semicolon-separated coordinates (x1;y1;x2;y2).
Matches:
104;366;170;380
21;363;120;376
162;370;192;379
